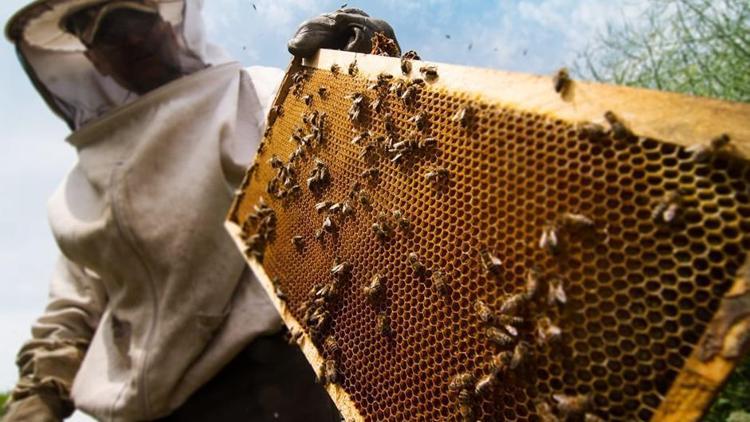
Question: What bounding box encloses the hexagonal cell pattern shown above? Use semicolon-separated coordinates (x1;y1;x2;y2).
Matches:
231;65;750;421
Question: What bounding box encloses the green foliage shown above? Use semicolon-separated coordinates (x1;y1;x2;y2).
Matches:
574;0;750;102
705;356;750;422
0;391;8;418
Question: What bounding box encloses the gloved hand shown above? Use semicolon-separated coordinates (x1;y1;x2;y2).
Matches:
3;392;72;422
287;8;399;58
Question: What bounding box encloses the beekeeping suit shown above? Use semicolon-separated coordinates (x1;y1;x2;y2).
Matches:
3;1;398;420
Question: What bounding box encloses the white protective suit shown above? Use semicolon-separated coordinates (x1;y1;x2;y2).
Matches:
5;1;285;420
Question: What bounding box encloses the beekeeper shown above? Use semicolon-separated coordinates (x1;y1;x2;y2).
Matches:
2;1;398;420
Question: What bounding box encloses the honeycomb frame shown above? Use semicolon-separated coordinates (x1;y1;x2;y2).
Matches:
226;49;750;421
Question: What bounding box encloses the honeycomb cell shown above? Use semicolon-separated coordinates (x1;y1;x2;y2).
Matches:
229;62;750;421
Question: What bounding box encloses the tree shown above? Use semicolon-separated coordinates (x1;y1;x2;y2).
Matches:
574;1;750;420
574;0;750;102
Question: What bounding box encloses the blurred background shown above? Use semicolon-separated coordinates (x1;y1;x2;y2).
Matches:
0;1;747;420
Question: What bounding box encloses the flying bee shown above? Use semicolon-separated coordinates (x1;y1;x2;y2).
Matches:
292;235;304;249
539;225;560;255
363;274;385;304
425;168;450;184
474;300;495;324
652;191;681;223
486;326;515;347
560;212;595;232
452;105;475;129
348;60;358;76
499;293;528;315
302;94;313;106
409;112;428;131
686;133;731;162
547;278;567;306
330;63;340;75
419;65;439;81
432;270;449;294
553;394;591;419
603;110;633;139
408;252;426;275
536;317;562;346
553;67;571;95
315;201;333;213
480;250;502;274
474;373;495;395
377;313;392;336
449;373;476;392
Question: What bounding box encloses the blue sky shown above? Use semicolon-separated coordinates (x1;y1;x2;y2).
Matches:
0;0;649;419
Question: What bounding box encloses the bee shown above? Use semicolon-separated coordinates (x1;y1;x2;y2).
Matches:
330;261;351;278
553;67;571;95
449;373;476;392
363;274;385;303
432;270;449;294
351;130;370;145
358;190;371;206
315;229;324;241
499;293;528;315
324;359;338;384
536;317;562;346
315;201;333;213
603;110;633;139
302;94;313;106
425;168;450;183
578;122;606;140
359;144;378;160
322;216;335;232
348;181;362;199
547;278;567;306
341;202;354;217
452;105;475;129
330;63;341;75
497;314;525;337
486;326;515;347
318;86;328;97
402;50;421;61
348;60;358;76
419;137;438;149
553;394;591;419
377;313;392;336
489;351;512;376
585;413;605;422
347;93;365;123
474;300;495;324
324;336;339;354
480;250;502;274
510;341;531;371
419;65;439;81
392;209;409;230
408;252;426;275
457;390;475;422
372;222;390;240
400;57;412;75
560;212;595;232
400;84;418;107
409;112;428;131
474;373;495;395
288;327;303;345
328;203;341;214
262;127;272;140
370;96;384;113
274;284;287;301
686;133;731;162
534;399;560;422
539;225;560;255
652;191;681;223
268;155;283;169
292;235;304;249
525;266;546;301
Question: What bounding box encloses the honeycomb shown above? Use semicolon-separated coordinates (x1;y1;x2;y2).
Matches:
228;53;750;421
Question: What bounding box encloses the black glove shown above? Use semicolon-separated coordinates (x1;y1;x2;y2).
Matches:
287;8;399;58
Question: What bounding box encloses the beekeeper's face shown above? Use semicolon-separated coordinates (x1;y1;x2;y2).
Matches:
66;3;184;94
